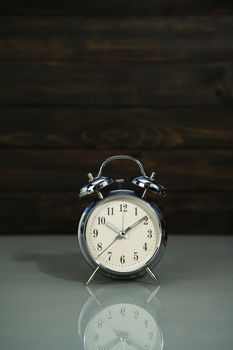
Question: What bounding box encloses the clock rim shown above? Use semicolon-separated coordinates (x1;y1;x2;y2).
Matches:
77;189;167;280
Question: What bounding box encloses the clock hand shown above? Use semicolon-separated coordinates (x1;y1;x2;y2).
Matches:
124;215;147;234
105;221;121;235
99;318;122;336
96;235;121;259
122;205;125;232
126;339;146;350
99;315;144;350
102;329;131;350
104;336;121;350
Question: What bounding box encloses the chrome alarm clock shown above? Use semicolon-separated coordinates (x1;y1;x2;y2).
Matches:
77;155;167;285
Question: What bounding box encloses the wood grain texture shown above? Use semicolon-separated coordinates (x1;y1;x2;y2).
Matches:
0;107;232;150
0;149;232;191
0;5;232;235
0;1;232;16
0;192;232;234
1;17;233;63
1;62;233;106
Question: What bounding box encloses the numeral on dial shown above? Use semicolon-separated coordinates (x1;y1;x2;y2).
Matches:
97;320;103;328
143;242;148;251
148;332;154;340
93;229;98;237
97;216;106;225
108;251;112;261
147;229;152;238
144;216;148;225
97;242;102;251
120;255;126;264
134;251;139;261
135;207;138;216
93;333;98;341
107;207;114;215
120;204;127;212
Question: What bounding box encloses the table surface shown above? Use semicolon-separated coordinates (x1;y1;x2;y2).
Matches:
0;235;232;350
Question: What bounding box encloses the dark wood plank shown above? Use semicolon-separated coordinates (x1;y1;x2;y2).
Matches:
157;192;233;235
0;149;232;191
0;192;231;234
1;62;233;106
1;17;233;63
0;1;232;16
0;107;232;150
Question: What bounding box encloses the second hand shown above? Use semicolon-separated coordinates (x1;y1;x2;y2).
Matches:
96;235;121;259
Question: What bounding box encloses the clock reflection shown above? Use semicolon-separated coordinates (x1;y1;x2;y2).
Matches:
77;282;165;350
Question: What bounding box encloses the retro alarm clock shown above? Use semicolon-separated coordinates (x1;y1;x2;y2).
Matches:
77;155;167;285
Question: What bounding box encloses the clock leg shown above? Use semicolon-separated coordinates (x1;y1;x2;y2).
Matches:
146;285;160;304
86;285;102;306
145;267;159;284
86;266;100;285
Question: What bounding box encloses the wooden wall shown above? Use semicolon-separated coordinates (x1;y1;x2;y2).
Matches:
0;2;232;234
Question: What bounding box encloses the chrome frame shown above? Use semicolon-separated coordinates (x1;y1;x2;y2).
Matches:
97;155;147;177
77;189;167;280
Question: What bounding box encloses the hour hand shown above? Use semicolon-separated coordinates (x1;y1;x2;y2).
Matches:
126;338;146;350
104;336;121;350
105;221;121;235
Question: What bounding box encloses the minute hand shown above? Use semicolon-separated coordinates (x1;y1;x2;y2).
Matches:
124;215;147;234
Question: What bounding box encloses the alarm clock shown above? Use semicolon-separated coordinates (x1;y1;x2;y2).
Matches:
77;155;167;285
77;282;165;350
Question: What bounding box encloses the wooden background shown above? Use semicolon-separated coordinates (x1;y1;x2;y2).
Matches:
0;2;233;234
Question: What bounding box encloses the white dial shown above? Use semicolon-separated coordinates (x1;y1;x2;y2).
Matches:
84;302;162;350
85;195;162;273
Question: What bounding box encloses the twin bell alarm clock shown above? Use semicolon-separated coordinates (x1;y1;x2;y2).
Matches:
77;155;167;285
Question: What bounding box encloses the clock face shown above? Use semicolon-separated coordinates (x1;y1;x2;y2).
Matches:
84;302;162;350
83;194;162;274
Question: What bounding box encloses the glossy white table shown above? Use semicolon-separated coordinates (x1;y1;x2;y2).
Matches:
0;235;232;350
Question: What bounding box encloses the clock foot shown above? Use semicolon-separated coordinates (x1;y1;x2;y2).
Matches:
146;285;160;303
145;267;159;284
86;266;100;286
